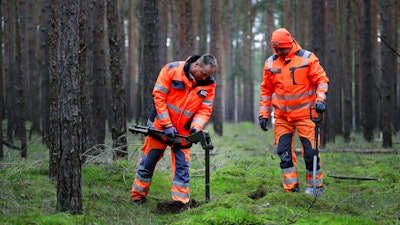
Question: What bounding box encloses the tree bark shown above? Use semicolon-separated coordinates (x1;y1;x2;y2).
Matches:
242;0;256;123
343;0;353;142
107;0;128;159
16;0;27;158
25;0;41;137
223;0;235;122
127;0;138;121
210;0;223;135
92;0;107;145
138;0;159;124
324;0;341;143
360;0;374;142
52;0;83;215
39;0;51;147
379;0;395;148
0;0;3;160
5;0;17;144
310;0;326;146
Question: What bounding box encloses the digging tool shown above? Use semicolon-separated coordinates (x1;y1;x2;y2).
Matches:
310;107;323;196
128;124;213;203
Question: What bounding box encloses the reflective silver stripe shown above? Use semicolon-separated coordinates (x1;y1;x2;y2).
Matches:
306;178;323;186
273;89;315;101
132;183;149;193
306;169;322;176
267;57;273;68
135;174;152;183
283;177;299;185
183;110;194;117
318;83;328;91
171;191;190;199
172;181;190;188
260;106;269;111
156;112;170;120
305;169;323;185
192;118;205;126
302;51;312;65
316;92;326;99
202;99;213;105
146;119;154;127
167;103;181;114
154;84;169;94
260;95;271;101
275;101;314;112
287;101;314;111
282;167;297;174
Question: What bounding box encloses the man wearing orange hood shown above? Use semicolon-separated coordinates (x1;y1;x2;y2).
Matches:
259;28;329;196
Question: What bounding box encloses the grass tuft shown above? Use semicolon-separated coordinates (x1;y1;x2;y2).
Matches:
1;123;399;224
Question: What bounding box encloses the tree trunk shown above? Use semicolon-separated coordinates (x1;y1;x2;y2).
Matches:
52;0;83;215
343;0;353;142
310;0;326;146
379;0;395;148
198;1;208;55
48;0;59;179
353;0;362;132
107;0;128;159
360;0;374;142
25;0;41;137
171;1;180;59
242;0;255;123
0;0;3;160
324;0;341;143
210;0;223;135
138;0;160;123
5;0;17;144
179;0;189;58
223;0;234;122
79;0;96;155
16;0;27;158
128;0;138;121
40;0;51;147
92;0;107;145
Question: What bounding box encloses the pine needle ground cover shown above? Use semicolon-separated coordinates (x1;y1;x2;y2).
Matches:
0;123;399;224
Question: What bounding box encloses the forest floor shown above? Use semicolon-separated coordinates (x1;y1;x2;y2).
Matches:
1;122;399;225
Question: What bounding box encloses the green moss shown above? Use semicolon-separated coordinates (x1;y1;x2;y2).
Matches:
1;123;399;224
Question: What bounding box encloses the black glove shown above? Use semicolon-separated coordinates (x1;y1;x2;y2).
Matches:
259;117;268;131
190;127;200;134
164;126;177;138
315;101;326;113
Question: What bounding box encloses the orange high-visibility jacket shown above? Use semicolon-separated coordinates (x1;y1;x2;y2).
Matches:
149;55;216;138
259;41;329;121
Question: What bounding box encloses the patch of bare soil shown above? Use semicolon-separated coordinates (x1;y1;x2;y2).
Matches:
152;199;201;214
248;187;266;200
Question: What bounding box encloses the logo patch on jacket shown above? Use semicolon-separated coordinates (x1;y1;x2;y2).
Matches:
198;90;208;98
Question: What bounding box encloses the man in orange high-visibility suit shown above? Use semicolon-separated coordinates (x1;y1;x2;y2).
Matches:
258;28;329;197
131;54;218;206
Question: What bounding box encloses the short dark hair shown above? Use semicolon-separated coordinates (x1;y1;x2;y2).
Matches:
199;54;218;68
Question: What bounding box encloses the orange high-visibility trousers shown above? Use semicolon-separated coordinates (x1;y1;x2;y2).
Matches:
274;117;323;192
131;136;191;204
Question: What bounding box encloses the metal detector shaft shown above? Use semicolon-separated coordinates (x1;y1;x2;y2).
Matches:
310;108;323;195
205;147;210;203
129;124;213;202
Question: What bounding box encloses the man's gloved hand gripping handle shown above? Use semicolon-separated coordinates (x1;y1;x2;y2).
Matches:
164;126;177;138
259;117;268;131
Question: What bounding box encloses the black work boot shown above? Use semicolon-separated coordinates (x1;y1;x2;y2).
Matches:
291;186;301;193
131;197;147;205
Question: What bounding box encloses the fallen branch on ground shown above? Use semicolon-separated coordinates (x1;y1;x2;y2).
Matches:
327;174;380;181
